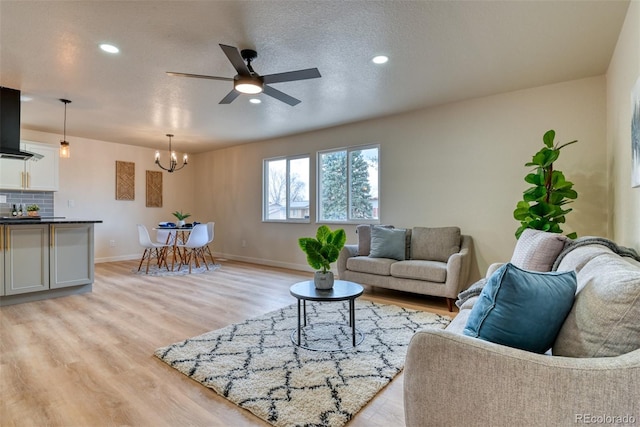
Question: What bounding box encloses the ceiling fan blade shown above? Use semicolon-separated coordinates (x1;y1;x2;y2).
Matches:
263;85;301;106
219;89;241;104
262;68;321;84
219;44;251;77
166;71;233;81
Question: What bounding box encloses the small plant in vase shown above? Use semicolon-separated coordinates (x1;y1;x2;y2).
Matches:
298;225;346;290
26;204;40;217
172;210;191;226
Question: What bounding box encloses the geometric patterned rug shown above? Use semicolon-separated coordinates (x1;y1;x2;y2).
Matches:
155;300;450;427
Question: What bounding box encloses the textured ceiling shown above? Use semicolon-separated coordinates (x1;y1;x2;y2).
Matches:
0;0;630;154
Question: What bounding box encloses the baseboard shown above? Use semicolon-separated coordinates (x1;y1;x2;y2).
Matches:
95;252;314;273
95;254;140;263
216;252;312;273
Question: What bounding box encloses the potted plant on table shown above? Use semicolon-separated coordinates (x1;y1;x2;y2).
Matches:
298;225;346;290
26;204;40;217
172;210;191;227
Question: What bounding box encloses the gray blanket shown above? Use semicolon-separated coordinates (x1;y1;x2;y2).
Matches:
455;278;487;309
455;236;640;309
552;236;640;271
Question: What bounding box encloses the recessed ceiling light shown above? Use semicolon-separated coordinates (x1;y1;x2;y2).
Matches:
372;55;389;64
20;95;33;102
249;98;262;104
99;43;119;54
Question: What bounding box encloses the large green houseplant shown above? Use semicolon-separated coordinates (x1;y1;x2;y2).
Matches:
513;129;578;239
298;225;346;289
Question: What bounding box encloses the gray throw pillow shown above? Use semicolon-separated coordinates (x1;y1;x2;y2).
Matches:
552;253;640;357
510;229;568;272
369;226;406;260
411;227;461;262
357;224;394;256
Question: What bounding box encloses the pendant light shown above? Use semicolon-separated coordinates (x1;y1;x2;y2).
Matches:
155;133;188;173
59;99;71;158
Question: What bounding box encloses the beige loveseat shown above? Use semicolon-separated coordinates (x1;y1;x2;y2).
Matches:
337;225;473;311
404;231;640;426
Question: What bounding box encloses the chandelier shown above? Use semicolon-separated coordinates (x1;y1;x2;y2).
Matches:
155;133;188;173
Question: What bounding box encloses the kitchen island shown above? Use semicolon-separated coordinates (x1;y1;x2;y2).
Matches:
0;218;102;306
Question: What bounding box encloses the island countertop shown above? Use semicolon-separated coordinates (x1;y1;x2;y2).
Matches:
0;217;103;225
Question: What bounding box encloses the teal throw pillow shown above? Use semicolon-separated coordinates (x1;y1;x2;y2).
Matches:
463;263;577;354
369;226;406;261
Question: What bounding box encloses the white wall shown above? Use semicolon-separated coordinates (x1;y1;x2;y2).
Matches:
20;129;195;262
607;0;640;250
195;76;608;278
19;74;613;276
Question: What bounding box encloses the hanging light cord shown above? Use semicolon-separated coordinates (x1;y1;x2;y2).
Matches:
60;99;71;142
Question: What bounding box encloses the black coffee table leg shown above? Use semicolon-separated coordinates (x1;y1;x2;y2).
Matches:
303;300;307;327
350;298;356;346
297;299;301;346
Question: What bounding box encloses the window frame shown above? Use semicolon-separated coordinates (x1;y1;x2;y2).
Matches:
262;154;311;223
316;143;380;225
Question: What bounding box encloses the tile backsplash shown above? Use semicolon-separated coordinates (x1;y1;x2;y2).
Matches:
0;191;54;217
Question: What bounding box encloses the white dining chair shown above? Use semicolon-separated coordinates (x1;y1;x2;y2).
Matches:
137;224;170;273
201;221;216;265
176;223;209;273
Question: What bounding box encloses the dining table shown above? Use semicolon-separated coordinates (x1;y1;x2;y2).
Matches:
154;225;196;271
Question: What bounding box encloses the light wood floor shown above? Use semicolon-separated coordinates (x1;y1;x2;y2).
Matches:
0;260;456;427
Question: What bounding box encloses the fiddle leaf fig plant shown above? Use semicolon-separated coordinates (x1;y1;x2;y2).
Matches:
513;129;578;239
298;225;346;273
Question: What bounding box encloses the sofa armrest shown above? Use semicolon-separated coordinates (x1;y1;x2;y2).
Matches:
337;244;358;279
404;329;640;427
486;262;504;278
443;235;473;298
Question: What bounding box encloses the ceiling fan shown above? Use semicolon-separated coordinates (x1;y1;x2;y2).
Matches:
167;44;321;106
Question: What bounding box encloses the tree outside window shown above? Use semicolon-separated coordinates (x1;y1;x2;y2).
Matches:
263;156;310;221
318;145;379;222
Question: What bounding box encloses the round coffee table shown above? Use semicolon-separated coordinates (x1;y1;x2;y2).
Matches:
289;280;364;351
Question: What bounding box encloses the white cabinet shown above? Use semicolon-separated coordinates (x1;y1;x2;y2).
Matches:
0;141;59;191
0;225;4;297
3;224;50;295
50;223;94;289
2;223;95;300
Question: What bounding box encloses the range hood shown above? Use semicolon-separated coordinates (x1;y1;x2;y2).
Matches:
0;86;34;160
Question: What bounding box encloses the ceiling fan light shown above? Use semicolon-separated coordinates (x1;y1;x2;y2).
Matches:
235;77;263;94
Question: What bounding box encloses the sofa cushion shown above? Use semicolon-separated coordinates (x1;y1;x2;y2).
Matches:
510;229;568;272
370;226;406;260
411;227;461;262
346;256;395;276
463;263;577;354
445;308;471;335
390;260;447;283
553;253;640;357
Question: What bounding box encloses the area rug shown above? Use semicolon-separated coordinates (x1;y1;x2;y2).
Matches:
132;263;221;276
155;300;450;427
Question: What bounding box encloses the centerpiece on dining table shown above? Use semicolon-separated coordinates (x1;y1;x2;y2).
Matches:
172;210;191;227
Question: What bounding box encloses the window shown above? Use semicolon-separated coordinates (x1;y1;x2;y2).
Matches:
263;155;310;221
318;145;379;222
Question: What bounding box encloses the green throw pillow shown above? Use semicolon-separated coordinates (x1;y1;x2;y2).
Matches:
369;226;406;261
463;263;577;354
